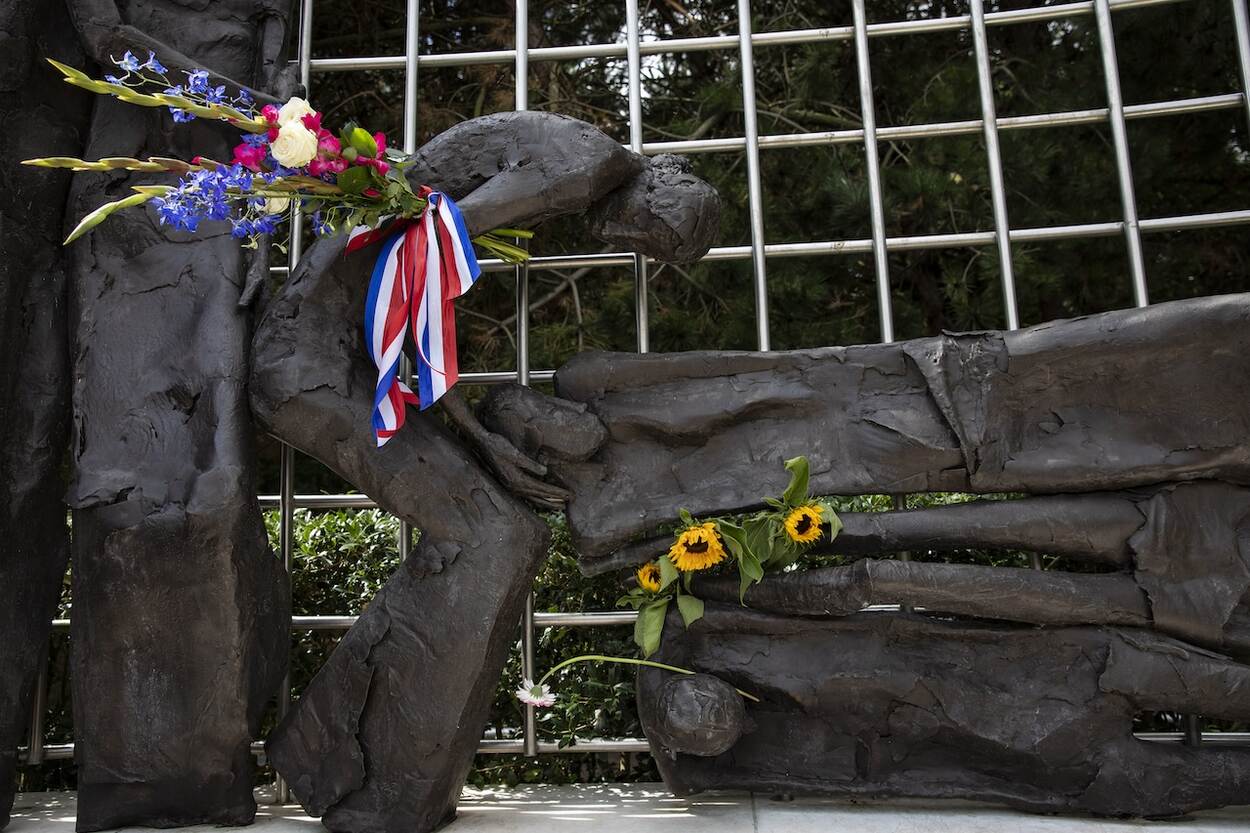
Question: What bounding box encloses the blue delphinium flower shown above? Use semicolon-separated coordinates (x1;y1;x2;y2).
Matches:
144;52;167;74
153;194;200;232
311;212;332;236
116;51;141;72
242;133;268;147
205;85;227;104
229;217;256;239
154;165;258;232
170;109;196;123
105;75;124;85
185;69;210;94
235;89;254;109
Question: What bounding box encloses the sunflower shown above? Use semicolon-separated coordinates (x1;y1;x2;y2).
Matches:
636;562;663;593
667;522;728;572
784;504;824;544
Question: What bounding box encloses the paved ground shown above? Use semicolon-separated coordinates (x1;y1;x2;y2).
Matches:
11;786;1250;832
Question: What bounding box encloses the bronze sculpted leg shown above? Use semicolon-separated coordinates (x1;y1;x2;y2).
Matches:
62;1;294;828
0;1;93;824
256;112;717;833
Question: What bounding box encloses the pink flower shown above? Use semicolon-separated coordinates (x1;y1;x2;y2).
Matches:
301;111;323;133
364;157;390;175
317;132;341;155
232;141;268;172
261;104;280;124
515;678;556;708
308;157;348;177
373;132;387;155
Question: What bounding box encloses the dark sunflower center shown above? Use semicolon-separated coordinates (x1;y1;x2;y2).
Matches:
684;539;710;553
795;515;813;534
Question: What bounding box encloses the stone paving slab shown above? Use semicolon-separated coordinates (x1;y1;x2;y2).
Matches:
11;786;1250;832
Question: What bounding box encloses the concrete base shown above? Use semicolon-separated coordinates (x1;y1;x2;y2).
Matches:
9;786;1250;833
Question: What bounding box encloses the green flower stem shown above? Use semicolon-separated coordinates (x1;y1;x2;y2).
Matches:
536;654;761;703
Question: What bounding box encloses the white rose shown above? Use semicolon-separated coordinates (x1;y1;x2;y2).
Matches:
277;96;316;127
271;122;319;168
264;196;291;215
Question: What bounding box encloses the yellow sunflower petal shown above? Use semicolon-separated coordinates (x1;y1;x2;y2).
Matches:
784;504;824;544
637;562;662;593
667;522;728;572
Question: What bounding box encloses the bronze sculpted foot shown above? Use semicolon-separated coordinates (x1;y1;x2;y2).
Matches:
482;293;1250;816
255;111;718;833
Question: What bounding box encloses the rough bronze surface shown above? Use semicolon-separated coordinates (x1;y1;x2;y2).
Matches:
587;153;721;263
59;1;294;828
259;111;721;833
541;293;1250;572
0;0;92;825
639;605;1250;817
406;113;719;264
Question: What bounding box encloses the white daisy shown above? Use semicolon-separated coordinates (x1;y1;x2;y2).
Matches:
515;678;557;708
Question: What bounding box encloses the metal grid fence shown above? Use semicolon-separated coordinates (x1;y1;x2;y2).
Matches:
17;0;1250;792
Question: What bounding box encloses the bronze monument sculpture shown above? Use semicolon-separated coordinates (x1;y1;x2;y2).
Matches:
3;0;1249;829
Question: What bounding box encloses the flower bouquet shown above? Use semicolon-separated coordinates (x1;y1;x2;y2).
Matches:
24;51;530;259
24;52;532;442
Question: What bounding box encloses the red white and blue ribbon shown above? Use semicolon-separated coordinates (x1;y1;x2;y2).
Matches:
352;190;481;447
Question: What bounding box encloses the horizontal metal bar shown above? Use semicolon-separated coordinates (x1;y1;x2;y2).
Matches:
534;610;639;627
476;738;652;754
17;738;652;764
27;731;1250;766
642;92;1244;155
257;493;378;509
48;610;645;632
477;209;1250;273
309;0;1185;74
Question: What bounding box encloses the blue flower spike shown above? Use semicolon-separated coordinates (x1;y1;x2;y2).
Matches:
185;69;210;94
144;52;168;74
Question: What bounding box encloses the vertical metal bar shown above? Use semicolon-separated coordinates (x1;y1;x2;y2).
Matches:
965;0;1046;572
736;0;770;351
397;0;420;563
852;0;894;343
1184;714;1203;747
969;0;1019;331
275;444;295;804
514;0;538;759
24;663;48;766
891;494;914;614
274;0;315;804
1234;0;1250;138
626;0;650;353
1094;0;1149;307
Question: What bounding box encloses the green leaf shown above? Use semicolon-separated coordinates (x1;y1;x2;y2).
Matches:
716;520;747;556
634;598;670;658
782;455;811;507
820;501;843;543
763;496;785;510
737;549;764;602
743;516;773;565
676;594;705;627
677;508;695;527
336;166;372;195
657;556;680;590
46;58;91;82
348;126;378;158
64;191;154;245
